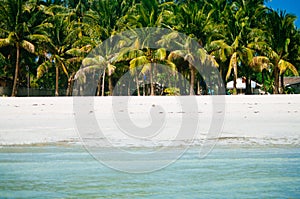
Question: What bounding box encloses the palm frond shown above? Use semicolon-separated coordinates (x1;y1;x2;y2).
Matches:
107;64;116;76
0;38;10;48
129;56;148;74
168;50;185;61
21;40;35;53
153;48;166;61
54;55;68;76
140;63;152;75
278;60;299;76
66;48;84;56
226;52;237;81
198;48;207;64
37;60;52;79
82;56;105;68
250;56;270;72
28;34;51;43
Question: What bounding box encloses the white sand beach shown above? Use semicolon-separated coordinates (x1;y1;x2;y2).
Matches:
0;95;299;146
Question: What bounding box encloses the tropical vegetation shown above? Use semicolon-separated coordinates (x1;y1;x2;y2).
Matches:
0;0;299;96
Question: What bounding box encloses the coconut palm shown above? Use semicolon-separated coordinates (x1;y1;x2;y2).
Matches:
125;0;163;28
0;0;50;96
84;0;136;41
76;54;116;96
162;1;216;95
167;37;207;95
117;29;176;96
208;0;267;94
80;0;137;95
114;0;176;96
37;5;90;96
266;10;299;94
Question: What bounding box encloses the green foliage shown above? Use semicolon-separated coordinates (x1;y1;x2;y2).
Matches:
164;87;180;96
0;0;299;96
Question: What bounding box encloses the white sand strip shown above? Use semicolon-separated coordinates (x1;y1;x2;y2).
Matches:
222;95;300;139
0;95;299;145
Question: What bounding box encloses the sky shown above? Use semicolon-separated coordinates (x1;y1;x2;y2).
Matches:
265;0;300;27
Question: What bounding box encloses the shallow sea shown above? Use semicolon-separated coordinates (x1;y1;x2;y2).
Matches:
0;144;299;198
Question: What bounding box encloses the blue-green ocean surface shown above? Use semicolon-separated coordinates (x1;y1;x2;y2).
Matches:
0;145;299;198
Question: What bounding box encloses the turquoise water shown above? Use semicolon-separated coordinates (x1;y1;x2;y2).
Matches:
0;145;300;198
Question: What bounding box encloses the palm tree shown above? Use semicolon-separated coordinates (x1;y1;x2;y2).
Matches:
85;0;135;41
76;54;116;96
209;0;267;94
163;1;215;94
0;0;49;96
117;29;176;96
167;37;207;95
37;4;90;96
125;0;163;28
266;10;299;94
249;56;271;92
114;0;176;96
64;45;92;95
81;0;137;95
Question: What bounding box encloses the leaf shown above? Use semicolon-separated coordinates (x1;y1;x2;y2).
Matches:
28;34;51;43
226;52;237;81
21;40;35;53
0;52;6;65
278;60;299;76
184;53;194;63
154;48;166;61
207;55;219;67
168;50;185;61
0;38;11;48
37;60;52;79
140;63;152;75
80;45;92;53
284;38;290;53
232;36;239;50
54;55;68;77
118;49;144;62
129;56;148;72
209;40;232;62
60;61;69;77
66;48;83;56
107;64;116;76
198;48;207;64
250;56;270;72
82;56;105;68
164;60;177;73
244;47;253;65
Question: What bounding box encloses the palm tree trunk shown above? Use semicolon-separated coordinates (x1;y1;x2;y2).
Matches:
135;71;140;96
149;64;154;96
262;71;266;93
143;77;145;96
178;68;183;95
96;76;101;96
66;73;75;96
274;64;280;94
233;77;237;95
108;74;113;96
11;43;20;97
189;64;195;95
197;79;201;95
128;81;131;96
101;68;106;96
55;64;59;96
245;76;252;95
280;73;285;94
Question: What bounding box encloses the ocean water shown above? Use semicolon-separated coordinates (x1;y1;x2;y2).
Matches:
0;144;299;198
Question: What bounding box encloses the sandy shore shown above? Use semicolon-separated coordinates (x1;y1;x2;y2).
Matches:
0;95;299;146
